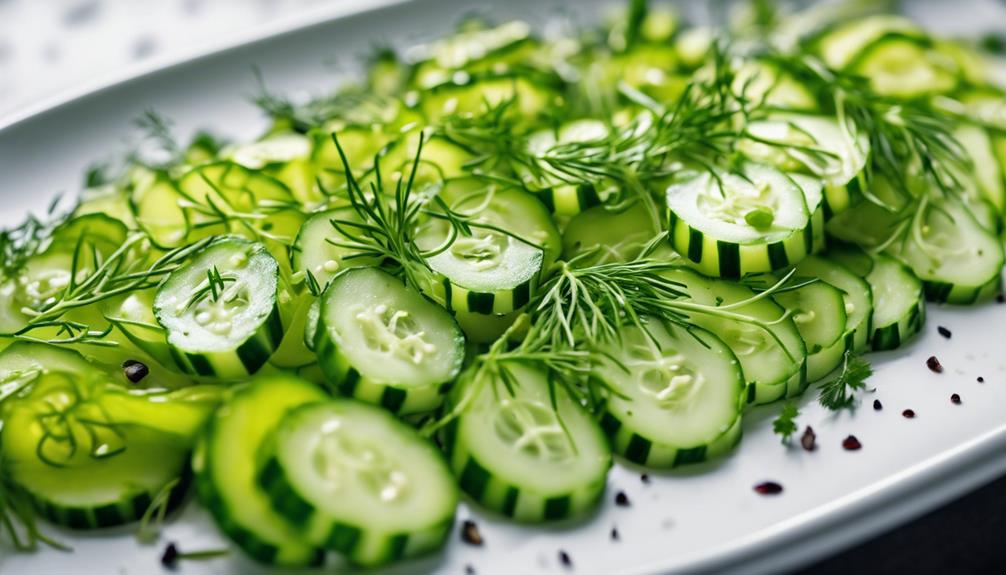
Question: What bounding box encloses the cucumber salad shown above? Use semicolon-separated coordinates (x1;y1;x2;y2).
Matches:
3;0;1006;569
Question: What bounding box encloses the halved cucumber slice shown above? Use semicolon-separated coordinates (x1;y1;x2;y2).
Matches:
660;267;807;405
594;319;744;468
315;267;465;415
154;237;284;378
442;362;610;522
195;374;327;567
866;253;925;351
291;207;383;289
889;197;1004;305
417;178;560;315
732;60;818;112
258;400;457;567
666;163;813;278
0;344;208;529
740;113;869;219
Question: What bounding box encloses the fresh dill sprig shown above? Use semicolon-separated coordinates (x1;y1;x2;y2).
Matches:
252;68;391;132
768;53;969;205
2;235;214;347
818;350;873;410
324;129;539;290
0;195;70;279
137;478;180;544
772;401;800;444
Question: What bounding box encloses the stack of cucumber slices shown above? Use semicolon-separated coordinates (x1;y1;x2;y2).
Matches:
2;0;1005;569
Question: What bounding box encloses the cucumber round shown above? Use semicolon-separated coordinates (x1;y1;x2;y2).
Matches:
661;267;807;405
194;374;327;567
594;319;745;468
416;177;560;315
0;344;206;529
315;267;465;415
866;254;926;351
443;362;610;522
154;237;284;378
666;163;814;279
258;400;457;567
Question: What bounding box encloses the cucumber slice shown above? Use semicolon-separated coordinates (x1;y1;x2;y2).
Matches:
416;178;560;315
195;374;327;566
0;344;204;529
421;72;559;124
176;162;304;256
410;21;536;88
154;237;284;378
740;113;868;219
315;267;465;415
795;254;874;355
890;197;1005;305
814;15;924;70
452;309;522;345
732;60;818;112
594;319;744;468
773;279;847;355
866;254;925;351
228;134;311;170
291;208;382;289
129;170;190;249
524;119;613;216
443;362;610;522
953;125;1005;213
258;400;457;566
562;202;660;266
850;36;958;98
666;163;814;279
661;267;807;405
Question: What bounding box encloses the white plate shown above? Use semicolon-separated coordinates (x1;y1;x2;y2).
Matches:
2;1;1006;574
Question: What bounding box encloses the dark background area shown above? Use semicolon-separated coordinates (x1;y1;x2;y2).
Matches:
800;474;1006;573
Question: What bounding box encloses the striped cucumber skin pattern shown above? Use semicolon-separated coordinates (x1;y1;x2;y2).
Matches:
599;412;743;468
667;207;820;279
314;329;448;414
442;420;607;523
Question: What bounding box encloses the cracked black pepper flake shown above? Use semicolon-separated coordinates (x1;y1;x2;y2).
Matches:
926;356;943;373
902;409;915;419
161;542;179;569
842;435;862;451
873;399;883;410
610;527;620;541
122;359;149;383
754;481;783;495
978;376;985;383
614;491;630;506
951;393;962;405
640;473;650;484
800;426;816;452
937;326;952;339
997;293;1005;303
559;550;573;568
460;520;483;546
465;565;476;575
